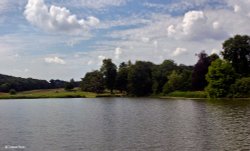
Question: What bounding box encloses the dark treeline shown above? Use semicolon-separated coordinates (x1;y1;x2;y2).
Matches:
0;74;69;92
81;35;250;98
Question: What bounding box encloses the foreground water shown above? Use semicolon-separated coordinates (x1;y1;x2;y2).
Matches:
0;98;250;151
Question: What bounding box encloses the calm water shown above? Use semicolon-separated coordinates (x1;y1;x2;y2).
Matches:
0;98;250;151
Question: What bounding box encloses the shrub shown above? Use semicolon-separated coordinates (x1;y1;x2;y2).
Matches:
9;89;17;95
205;59;236;98
230;77;250;98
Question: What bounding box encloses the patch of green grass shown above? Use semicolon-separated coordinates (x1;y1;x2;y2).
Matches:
164;91;207;99
0;88;126;99
0;89;97;99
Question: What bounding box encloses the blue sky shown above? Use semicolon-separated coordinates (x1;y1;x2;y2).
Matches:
1;0;250;80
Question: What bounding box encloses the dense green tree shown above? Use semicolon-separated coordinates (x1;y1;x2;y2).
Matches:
230;77;250;98
206;59;236;98
0;83;10;92
81;70;105;93
64;79;75;91
9;89;17;95
0;74;54;92
115;62;129;93
163;71;182;94
222;35;250;76
127;61;154;96
49;79;67;89
192;51;219;91
152;60;177;94
100;59;117;93
178;68;192;91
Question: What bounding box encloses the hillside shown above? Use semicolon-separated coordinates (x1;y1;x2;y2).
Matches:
0;74;66;92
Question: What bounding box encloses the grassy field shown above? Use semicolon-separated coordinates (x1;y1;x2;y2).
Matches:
162;91;208;99
0;88;123;99
0;88;207;100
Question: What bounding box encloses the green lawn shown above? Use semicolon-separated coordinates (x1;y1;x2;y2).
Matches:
0;88;98;99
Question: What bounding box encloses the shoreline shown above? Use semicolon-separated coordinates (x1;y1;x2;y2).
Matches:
0;89;249;100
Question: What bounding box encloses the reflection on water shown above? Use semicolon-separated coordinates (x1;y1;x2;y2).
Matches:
0;98;249;151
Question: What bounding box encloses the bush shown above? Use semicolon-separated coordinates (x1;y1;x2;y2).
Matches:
230;77;250;98
64;82;74;91
205;59;236;98
9;89;17;95
163;71;182;94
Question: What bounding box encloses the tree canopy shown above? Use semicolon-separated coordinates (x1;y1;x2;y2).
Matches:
206;59;236;98
127;61;154;96
81;70;105;93
192;51;219;91
222;35;250;76
115;62;129;93
100;59;117;93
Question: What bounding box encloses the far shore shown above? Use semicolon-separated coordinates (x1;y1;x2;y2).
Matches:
0;89;249;100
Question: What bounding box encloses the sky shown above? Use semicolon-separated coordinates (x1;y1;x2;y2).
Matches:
1;0;250;81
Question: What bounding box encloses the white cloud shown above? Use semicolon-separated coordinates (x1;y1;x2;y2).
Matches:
228;0;250;17
64;0;128;9
167;10;228;40
115;47;122;59
87;60;93;65
98;55;106;65
44;56;66;64
144;1;226;13
24;0;100;35
172;47;187;57
141;37;150;43
211;49;219;54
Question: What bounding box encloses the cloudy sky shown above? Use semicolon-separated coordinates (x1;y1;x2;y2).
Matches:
1;0;250;80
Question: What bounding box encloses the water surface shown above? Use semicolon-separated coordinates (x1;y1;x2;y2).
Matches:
0;98;250;151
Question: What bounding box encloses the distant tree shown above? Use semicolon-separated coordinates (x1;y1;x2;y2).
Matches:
100;59;117;93
222;35;250;76
192;51;219;91
64;79;75;91
127;61;154;96
81;70;105;93
206;59;236;98
9;89;17;95
230;77;250;98
163;71;183;94
152;60;177;94
178;68;192;91
0;83;10;92
49;79;67;89
115;62;128;93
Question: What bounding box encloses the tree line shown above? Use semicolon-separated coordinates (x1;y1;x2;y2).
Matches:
81;35;250;98
0;74;73;92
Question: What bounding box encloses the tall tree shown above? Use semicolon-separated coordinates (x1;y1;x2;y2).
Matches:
81;71;105;93
222;35;250;76
100;59;117;93
127;61;154;96
163;70;182;94
152;60;177;94
192;51;219;91
206;59;236;98
64;79;75;91
115;62;128;93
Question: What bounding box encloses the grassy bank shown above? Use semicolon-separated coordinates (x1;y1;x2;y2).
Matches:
162;91;208;99
0;88;126;99
0;89;95;99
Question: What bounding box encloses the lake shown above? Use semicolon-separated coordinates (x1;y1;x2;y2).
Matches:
0;98;249;151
